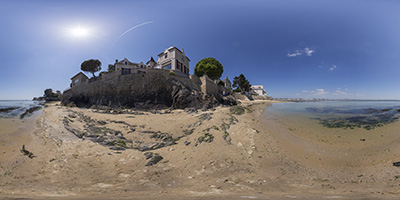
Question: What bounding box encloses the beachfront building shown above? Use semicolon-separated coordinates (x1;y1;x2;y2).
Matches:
251;85;267;96
156;46;190;77
114;58;146;75
70;72;88;88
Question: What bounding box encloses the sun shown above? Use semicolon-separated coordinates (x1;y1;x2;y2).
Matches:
68;25;91;38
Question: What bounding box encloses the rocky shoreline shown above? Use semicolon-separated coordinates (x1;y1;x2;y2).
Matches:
2;100;400;200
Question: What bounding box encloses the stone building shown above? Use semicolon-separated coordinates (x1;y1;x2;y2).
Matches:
146;57;157;68
114;58;146;75
156;46;190;77
70;72;88;88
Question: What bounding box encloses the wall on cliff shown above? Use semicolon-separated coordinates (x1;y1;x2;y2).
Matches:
63;69;209;109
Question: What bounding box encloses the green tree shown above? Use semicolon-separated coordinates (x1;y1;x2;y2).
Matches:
108;64;115;72
81;59;102;77
232;74;251;93
44;88;53;97
194;57;223;80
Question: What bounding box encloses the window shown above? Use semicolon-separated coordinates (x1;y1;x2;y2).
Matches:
163;64;172;70
125;61;128;65
165;53;168;59
122;68;131;75
74;79;79;85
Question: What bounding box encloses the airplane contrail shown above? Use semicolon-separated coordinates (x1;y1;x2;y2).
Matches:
111;20;154;48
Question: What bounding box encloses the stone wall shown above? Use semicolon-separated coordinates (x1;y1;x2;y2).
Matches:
200;75;220;100
63;69;226;109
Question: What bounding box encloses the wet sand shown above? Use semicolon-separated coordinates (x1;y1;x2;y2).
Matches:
1;101;400;199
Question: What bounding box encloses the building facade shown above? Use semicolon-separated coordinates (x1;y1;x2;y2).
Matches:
156;46;190;76
70;72;88;87
114;58;146;75
251;85;267;96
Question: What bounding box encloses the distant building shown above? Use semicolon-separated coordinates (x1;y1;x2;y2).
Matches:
70;72;88;87
156;46;190;76
251;85;267;96
221;77;232;90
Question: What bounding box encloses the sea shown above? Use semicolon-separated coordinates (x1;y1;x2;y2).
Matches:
262;100;400;147
0;100;44;119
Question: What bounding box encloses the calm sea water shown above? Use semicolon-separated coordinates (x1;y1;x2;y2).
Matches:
265;100;400;130
0;100;43;118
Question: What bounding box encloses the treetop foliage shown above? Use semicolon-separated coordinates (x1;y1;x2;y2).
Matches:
233;74;251;93
81;59;102;77
194;57;223;80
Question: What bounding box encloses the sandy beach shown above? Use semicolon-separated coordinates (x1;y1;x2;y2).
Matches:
1;101;400;200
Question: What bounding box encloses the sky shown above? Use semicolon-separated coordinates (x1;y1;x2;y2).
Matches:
1;0;400;100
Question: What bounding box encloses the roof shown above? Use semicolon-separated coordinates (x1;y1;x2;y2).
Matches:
146;57;156;64
115;58;140;66
157;46;191;61
71;72;89;80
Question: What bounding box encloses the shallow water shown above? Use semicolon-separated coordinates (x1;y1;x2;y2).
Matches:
0;100;43;118
263;100;400;148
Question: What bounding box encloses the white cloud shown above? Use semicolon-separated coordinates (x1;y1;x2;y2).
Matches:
287;47;315;57
304;48;314;56
301;88;361;97
315;88;328;95
329;65;337;71
287;50;303;57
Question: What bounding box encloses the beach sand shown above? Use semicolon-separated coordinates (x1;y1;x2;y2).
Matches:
1;101;400;200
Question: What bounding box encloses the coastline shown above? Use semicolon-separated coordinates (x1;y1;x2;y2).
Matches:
1;100;400;199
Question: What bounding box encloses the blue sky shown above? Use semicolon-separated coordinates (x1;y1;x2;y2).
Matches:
1;0;400;100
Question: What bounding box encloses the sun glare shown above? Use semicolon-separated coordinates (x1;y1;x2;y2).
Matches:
68;25;91;39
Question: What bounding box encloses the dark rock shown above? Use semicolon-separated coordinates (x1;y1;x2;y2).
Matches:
144;152;153;159
184;141;191;146
145;153;163;166
184;107;198;114
188;121;202;128
139;130;156;134
170;80;203;109
198;113;213;121
393;162;400;167
221;95;238;106
20;106;42;119
97;120;107;125
109;146;125;151
0;107;20;113
183;129;194;135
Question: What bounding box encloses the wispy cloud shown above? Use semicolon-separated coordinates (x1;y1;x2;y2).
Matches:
301;88;361;97
287;47;315;57
287;50;302;57
319;62;338;71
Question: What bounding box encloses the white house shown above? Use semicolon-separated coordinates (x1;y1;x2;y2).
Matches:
251;85;267;96
156;46;190;76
